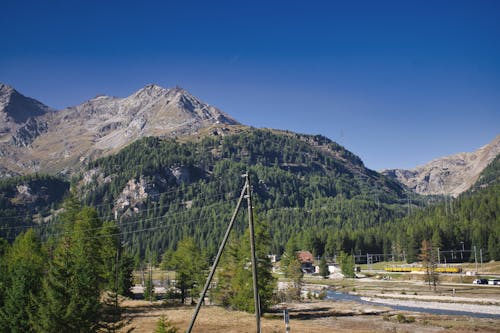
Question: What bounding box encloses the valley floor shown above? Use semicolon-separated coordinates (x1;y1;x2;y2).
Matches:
119;299;500;333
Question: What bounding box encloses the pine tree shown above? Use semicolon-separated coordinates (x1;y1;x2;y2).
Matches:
154;315;178;333
33;205;104;332
0;230;44;333
171;238;207;304
319;256;329;279
32;234;75;333
65;207;103;331
214;215;276;313
0;238;9;313
143;272;155;302
488;233;499;261
281;251;303;301
160;248;175;271
338;251;355;278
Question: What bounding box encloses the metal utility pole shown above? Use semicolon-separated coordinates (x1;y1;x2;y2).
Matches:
283;308;290;332
149;252;153;302
186;173;260;333
245;173;261;333
474;246;478;273
480;249;483;271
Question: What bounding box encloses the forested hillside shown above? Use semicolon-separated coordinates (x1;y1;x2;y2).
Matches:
381;155;500;263
469;154;500;192
0;175;69;240
72;128;419;261
386;183;499;263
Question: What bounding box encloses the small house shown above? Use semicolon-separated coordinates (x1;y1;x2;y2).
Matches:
297;250;315;274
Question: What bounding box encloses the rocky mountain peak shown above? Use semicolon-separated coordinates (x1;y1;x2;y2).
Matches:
0;83;15;95
130;83;169;100
0;83;53;139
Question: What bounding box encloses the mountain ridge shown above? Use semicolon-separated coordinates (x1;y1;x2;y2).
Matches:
0;83;238;176
382;135;500;197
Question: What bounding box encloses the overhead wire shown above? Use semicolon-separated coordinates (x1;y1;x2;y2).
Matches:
0;176;240;230
45;195;240;239
0;176;233;222
2;194;242;241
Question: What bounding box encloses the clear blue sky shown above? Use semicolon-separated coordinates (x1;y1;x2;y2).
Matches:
1;0;499;170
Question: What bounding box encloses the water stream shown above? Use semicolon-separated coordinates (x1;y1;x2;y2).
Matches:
326;290;500;319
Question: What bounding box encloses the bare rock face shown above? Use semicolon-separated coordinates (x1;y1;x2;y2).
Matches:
0;83;239;176
10;117;48;147
382;135;500;197
114;177;160;215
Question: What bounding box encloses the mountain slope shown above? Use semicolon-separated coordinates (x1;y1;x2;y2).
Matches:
469;154;500;192
382;135;500;197
68;128;419;257
0;84;238;175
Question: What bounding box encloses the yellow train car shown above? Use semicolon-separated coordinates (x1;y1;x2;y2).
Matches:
384;266;461;273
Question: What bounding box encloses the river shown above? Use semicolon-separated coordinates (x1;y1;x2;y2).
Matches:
326;290;500;319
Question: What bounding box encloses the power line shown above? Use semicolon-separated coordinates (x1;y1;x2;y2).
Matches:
49;196;239;239
0;189;237;231
0;177;232;221
2;195;240;241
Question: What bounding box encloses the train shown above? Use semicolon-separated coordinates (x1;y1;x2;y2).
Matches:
384;266;462;273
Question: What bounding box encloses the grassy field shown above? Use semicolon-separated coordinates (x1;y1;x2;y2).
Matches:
119;298;500;333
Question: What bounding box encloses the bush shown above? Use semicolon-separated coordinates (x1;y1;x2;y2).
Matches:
396;314;415;324
317;290;327;300
154;315;179;333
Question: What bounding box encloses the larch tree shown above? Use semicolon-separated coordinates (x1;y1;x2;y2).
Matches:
419;240;438;292
0;229;44;333
171;237;207;304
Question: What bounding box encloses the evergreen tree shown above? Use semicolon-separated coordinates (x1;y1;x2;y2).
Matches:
214;215;276;313
160;248;175;271
64;207;103;331
488;233;499;261
0;238;9;313
154;315;178;333
33;204;104;332
319;256;329;279
0;230;44;333
32;234;75;333
280;250;303;301
171;237;207;304
143;272;155;302
338;251;355;278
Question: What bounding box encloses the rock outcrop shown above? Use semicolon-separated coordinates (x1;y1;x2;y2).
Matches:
10;117;48;147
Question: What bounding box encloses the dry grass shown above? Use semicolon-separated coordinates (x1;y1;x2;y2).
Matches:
118;299;500;333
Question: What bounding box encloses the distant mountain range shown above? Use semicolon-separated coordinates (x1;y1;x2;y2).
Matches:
0;83;237;176
382;135;500;197
0;82;498;197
